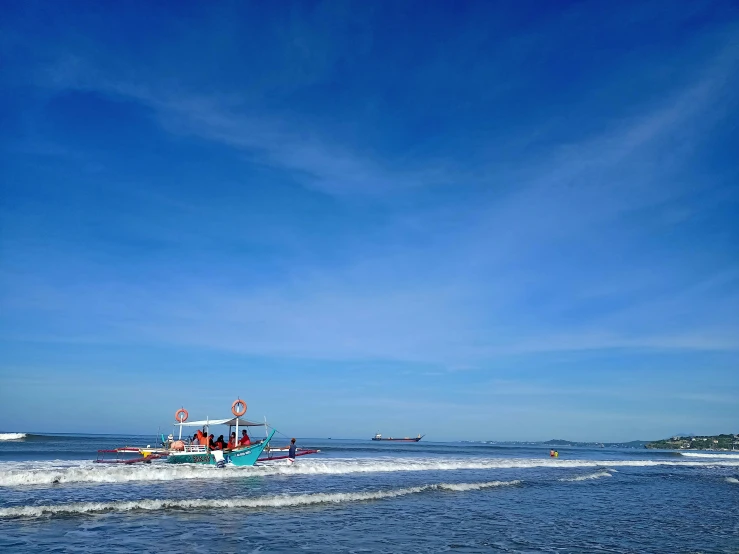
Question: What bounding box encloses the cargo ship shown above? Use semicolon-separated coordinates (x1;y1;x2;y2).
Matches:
371;433;424;442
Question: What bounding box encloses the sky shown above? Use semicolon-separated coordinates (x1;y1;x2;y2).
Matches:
1;1;738;442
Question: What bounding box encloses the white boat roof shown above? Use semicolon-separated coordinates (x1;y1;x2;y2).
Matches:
175;417;266;427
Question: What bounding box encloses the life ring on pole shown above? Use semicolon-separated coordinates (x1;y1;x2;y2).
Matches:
231;399;247;417
175;408;189;423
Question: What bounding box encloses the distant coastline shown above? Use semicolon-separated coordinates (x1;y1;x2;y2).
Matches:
476;434;739;451
477;439;649;449
645;434;739;451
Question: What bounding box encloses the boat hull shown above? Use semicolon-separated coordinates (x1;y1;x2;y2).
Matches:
167;452;215;465
371;436;423;442
167;430;275;466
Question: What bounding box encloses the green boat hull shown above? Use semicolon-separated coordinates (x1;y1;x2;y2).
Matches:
167;430;275;467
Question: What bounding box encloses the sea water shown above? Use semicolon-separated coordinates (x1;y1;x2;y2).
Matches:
1;433;738;553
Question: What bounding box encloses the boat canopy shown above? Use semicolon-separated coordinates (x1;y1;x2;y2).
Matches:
175;417;266;427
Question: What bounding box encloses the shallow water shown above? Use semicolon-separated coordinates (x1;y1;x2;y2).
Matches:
1;433;738;552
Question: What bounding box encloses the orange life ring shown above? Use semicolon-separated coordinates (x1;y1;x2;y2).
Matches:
175;408;189;422
231;399;247;417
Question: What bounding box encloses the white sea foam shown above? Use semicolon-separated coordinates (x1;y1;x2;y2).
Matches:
680;452;739;459
0;480;520;519
0;433;27;441
1;456;738;488
726;477;739;484
437;480;520;492
559;471;612;482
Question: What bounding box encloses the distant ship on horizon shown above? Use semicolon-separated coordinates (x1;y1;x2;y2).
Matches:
371;433;424;442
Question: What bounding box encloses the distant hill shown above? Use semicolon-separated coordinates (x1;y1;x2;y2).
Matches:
483;439;650;448
646;434;739;450
615;440;652;448
542;439;650;448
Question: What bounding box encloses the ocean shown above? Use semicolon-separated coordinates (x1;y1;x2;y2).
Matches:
1;432;738;553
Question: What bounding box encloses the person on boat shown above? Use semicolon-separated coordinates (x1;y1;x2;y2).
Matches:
208;434;216;450
214;435;225;450
191;433;199;446
196;430;206;446
287;438;297;463
227;432;236;450
239;430;251;446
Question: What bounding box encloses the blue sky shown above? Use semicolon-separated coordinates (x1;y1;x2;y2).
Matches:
1;1;738;441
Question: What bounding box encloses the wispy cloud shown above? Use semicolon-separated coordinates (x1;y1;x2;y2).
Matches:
3;263;738;365
1;2;738;437
2;21;733;363
26;13;738;200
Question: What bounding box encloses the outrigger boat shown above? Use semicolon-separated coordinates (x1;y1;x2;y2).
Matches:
168;418;274;467
97;399;279;467
166;400;274;467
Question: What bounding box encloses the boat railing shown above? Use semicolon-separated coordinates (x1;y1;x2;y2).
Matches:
229;439;264;451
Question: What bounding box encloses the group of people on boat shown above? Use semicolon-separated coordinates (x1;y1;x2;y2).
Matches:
191;429;253;450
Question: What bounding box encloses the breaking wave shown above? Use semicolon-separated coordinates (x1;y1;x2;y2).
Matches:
726;477;739;485
2;456;739;488
559;470;612;482
680;452;739;459
0;480;521;519
0;433;27;441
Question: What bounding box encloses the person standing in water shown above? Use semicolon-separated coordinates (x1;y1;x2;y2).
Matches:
287;438;297;463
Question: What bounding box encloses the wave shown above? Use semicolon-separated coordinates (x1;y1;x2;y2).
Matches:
680;452;739;459
0;432;87;442
558;470;612;482
726;477;739;485
2;456;738;488
0;479;521;519
0;433;27;441
0;433;158;443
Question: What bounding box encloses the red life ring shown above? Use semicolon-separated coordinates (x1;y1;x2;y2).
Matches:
231;399;247;417
175;408;188;422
